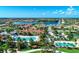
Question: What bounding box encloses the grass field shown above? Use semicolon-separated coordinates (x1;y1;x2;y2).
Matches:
57;48;79;53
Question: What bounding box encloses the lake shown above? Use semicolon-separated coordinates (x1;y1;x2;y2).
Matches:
13;21;60;26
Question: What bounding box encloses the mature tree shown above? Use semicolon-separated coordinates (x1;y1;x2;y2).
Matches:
7;35;14;48
0;35;3;46
6;27;14;33
68;32;74;41
16;37;22;51
0;46;3;53
29;38;35;46
23;38;28;48
1;44;8;53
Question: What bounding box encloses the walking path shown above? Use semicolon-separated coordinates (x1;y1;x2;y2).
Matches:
18;49;42;53
18;48;66;53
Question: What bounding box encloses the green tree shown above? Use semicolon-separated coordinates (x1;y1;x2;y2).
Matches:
23;38;28;48
16;37;22;51
68;32;74;41
1;44;8;53
0;46;3;53
29;38;35;47
7;35;14;48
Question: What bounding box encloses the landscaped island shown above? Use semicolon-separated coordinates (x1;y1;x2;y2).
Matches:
0;18;79;53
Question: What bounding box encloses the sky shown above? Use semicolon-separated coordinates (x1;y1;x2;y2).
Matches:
0;6;79;18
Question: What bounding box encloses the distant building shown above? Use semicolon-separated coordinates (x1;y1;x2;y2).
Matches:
61;18;65;24
0;31;8;35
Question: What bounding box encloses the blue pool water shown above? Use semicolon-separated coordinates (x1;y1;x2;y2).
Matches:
12;36;39;42
55;42;76;48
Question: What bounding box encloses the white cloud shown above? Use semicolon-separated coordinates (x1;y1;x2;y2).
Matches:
52;6;78;16
67;6;74;11
52;10;64;15
59;10;63;12
52;10;58;14
60;11;65;14
65;6;75;15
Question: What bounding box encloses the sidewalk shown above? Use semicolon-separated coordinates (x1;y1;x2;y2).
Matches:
18;49;66;53
18;49;42;53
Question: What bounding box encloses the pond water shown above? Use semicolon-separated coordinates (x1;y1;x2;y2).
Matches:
13;21;60;26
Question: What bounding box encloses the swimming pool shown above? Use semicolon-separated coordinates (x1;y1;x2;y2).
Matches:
12;35;39;42
54;41;76;48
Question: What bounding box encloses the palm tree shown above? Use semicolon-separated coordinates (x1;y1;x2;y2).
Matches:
39;33;52;52
7;35;16;53
16;37;22;51
67;31;74;41
7;35;14;47
29;38;35;47
0;35;4;53
0;35;3;46
16;40;21;51
23;38;29;48
39;33;47;46
0;35;3;42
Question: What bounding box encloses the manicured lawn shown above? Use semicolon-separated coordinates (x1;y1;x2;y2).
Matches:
57;48;79;53
21;48;32;51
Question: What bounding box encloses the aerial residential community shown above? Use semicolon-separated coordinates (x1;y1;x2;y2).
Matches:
0;18;79;53
0;6;79;53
